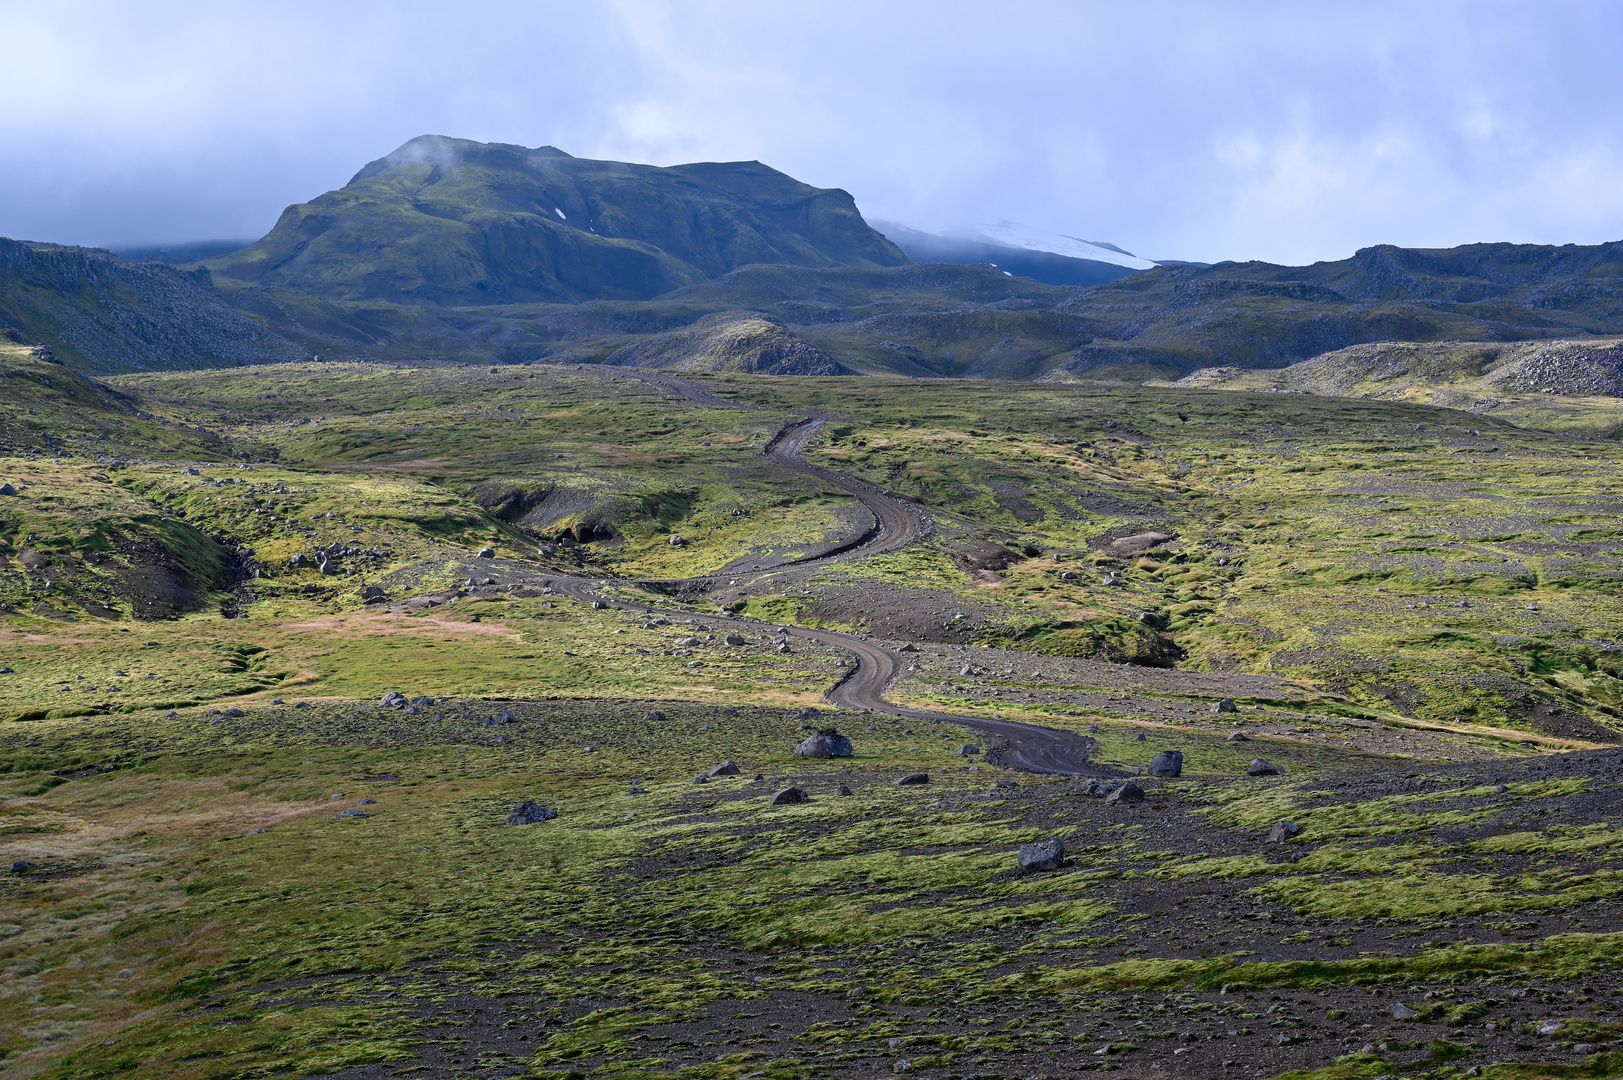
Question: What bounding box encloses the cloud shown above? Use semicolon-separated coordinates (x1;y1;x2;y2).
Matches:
1;0;1621;263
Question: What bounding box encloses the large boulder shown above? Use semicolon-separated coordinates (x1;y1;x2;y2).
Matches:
770;787;809;806
1018;836;1065;873
506;800;557;825
1267;820;1301;843
1148;750;1183;777
795;732;854;758
895;772;930;786
1105;782;1145;804
1212;698;1238;714
708;760;741;776
380;691;408;708
1248;758;1283;777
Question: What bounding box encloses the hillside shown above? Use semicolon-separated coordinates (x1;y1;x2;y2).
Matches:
1165;336;1623;435
206;135;910;305
0;237;306;375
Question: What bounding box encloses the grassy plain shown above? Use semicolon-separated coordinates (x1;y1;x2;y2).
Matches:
3;360;1623;1079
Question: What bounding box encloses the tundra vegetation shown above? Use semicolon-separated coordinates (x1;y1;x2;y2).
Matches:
3;343;1623;1080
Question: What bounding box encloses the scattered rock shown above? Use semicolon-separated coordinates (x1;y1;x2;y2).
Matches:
795;732;854;758
644;711;666;721
692;774;710;784
359;584;386;603
1148;750;1183;777
506;801;558;825
9;859;28;873
708;760;741;776
667;534;685;547
1248;758;1284;777
1213;698;1238;713
725;633;746;646
1268;820;1302;843
477;547;495;558
1131;730;1147;742
380;691;408;708
958;744;980;756
796;707;822;719
358;798;377;805
1105;782;1145;804
495;709;517;723
1538;1020;1565;1036
895;772;930;786
1392;1003;1419;1020
770;787;809;806
334;808;367;819
1226;731;1250;742
1018;835;1065;872
898;643;918;652
0;484;15;497
835;784;853;795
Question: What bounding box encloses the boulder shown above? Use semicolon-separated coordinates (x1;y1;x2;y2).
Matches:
1148;750;1183;777
360;584;386;603
1212;698;1238;713
477;547;496;558
380;691;408;708
1132;730;1147;742
1226;731;1249;742
0;484;15;496
835;784;853;795
895;772;930;786
1248;758;1283;777
506;800;558;825
644;711;666;721
692;775;710;784
959;744;981;756
796;707;822;719
667;534;685;547
1392;1003;1419;1020
1105;782;1145;804
724;633;746;646
770;787;809;806
495;709;517;723
1267;820;1301;843
9;859;28;873
1018;836;1065;872
316;552;337;575
795;733;854;758
708;760;741;776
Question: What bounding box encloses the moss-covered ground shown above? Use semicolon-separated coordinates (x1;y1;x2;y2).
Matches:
3;362;1623;1079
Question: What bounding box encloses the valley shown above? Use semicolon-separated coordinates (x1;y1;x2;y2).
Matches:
4;347;1623;1080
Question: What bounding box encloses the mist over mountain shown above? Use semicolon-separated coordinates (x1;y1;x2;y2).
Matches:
206;136;909;305
874;221;1149;287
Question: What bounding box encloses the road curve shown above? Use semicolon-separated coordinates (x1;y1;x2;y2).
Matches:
543;378;1108;776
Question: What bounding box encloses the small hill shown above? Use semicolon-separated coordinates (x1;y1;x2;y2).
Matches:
207;136;910;305
0;238;306;375
603;312;848;375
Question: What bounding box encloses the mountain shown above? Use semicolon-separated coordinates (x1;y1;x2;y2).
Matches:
206;136;910;305
0;237;306;375
874;220;1152;287
1041;239;1623;380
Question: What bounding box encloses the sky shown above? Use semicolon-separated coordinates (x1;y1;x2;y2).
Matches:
3;0;1622;266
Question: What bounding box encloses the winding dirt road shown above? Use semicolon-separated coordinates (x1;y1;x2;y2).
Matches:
544;390;1109;776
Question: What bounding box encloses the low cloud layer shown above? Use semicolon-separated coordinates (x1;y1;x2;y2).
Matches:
3;0;1621;265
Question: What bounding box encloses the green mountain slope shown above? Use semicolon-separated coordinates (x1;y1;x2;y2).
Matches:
207;136;909;305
